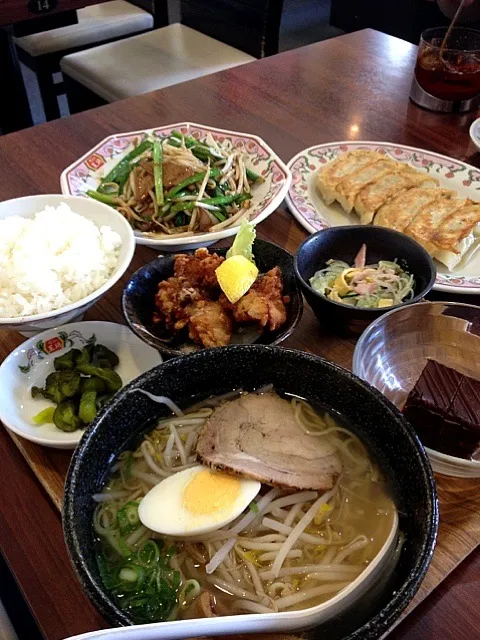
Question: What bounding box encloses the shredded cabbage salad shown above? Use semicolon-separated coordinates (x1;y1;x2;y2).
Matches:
309;244;415;309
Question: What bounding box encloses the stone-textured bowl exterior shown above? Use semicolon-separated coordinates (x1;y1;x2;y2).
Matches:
122;239;303;358
63;345;438;639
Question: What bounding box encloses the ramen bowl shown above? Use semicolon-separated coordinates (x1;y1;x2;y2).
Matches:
63;345;437;639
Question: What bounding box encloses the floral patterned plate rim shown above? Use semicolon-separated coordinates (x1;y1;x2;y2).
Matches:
0;322;161;449
60;122;291;250
286;141;480;294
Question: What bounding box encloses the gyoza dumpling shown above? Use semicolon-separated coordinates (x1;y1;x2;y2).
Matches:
354;167;439;225
374;188;454;232
335;158;398;214
403;197;467;254
432;200;480;270
315;150;384;205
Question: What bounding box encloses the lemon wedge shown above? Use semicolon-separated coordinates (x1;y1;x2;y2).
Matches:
216;255;259;303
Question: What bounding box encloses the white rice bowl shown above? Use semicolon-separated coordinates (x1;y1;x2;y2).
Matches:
0;203;121;318
0;194;135;334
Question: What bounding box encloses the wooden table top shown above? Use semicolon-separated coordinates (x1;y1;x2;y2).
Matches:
0;28;479;640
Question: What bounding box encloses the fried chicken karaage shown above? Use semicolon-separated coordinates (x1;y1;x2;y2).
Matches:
174;248;224;289
220;267;289;331
153;249;288;348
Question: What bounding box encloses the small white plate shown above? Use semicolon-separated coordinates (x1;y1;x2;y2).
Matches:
0;322;162;449
60;122;291;252
469;117;480;153
286;141;480;294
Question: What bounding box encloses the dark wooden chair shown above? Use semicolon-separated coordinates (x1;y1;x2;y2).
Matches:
14;0;168;122
181;0;284;59
60;0;285;115
330;0;480;45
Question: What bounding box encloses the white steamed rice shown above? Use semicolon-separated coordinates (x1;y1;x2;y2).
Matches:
0;203;122;319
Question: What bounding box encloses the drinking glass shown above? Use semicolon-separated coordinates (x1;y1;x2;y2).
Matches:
414;26;480;102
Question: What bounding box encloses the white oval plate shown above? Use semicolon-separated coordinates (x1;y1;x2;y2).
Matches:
286;141;480;294
60;122;291;252
0;322;162;449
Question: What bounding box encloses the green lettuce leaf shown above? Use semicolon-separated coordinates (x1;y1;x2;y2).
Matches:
226;220;256;263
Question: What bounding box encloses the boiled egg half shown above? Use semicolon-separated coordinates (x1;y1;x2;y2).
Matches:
138;464;261;536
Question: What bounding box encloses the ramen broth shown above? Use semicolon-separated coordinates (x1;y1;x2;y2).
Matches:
93;392;396;624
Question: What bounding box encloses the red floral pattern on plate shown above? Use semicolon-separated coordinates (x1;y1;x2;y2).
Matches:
62;123;288;232
286;141;480;293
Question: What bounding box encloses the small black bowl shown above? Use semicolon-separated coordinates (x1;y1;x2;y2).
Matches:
294;226;436;335
63;345;438;638
122;238;303;358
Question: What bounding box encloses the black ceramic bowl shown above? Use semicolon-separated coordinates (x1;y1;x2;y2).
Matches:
123;238;303;358
63;345;438;639
294;226;436;335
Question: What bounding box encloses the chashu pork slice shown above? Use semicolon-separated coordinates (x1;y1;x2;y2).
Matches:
196;392;342;491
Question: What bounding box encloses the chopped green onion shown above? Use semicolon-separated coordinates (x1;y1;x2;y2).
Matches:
124;453;133;479
119;564;145;584
153;140;164;207
172;571;181;591
117;501;140;535
165;168;221;200
137;540;160;567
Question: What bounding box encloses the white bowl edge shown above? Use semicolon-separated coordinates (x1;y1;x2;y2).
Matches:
0;194;135;327
64;511;399;640
469;118;480;153
426;447;480;478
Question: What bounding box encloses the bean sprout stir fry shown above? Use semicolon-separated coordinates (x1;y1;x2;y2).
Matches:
87;131;263;239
